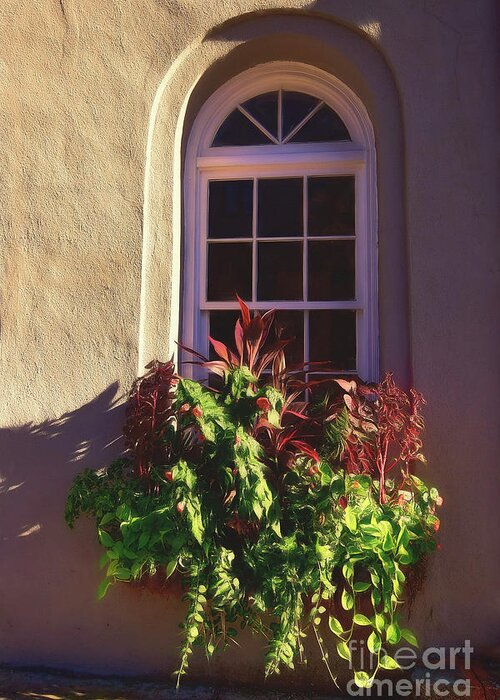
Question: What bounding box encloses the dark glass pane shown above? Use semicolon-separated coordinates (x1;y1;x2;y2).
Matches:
289;104;350;143
209;311;240;358
273;310;304;368
258;178;303;238
208;180;253;239
212;109;271;146
309;310;356;371
207;242;252;301
257;242;303;300
241;92;278;139
308;176;355;236
308;240;355;300
282;91;320;139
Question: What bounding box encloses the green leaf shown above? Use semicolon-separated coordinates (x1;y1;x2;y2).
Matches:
375;612;386;633
386;622;401;645
345;508;357;533
198;584;207;593
336;641;351;661
271;520;282;538
138;531;150;549
165;560;177;579
400;628;418;647
379;654;401;670
116;503;131;522
353;614;372;626
354;671;372;688
115;567;131;581
367;631;381;654
328;616;345;637
382;532;395;551
342;561;354;581
99;513;114;527
98;530;114;548
97;578;112;599
353;582;370;592
362;524;381;537
341;588;354;610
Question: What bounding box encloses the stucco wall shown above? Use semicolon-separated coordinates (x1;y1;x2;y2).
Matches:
0;0;498;685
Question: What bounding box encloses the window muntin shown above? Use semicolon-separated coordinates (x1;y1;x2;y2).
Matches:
183;63;378;382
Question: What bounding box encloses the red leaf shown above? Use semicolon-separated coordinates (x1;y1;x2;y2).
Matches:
335;378;357;393
201;360;227;377
234;318;244;360
209;336;231;364
285;409;309;421
260;309;276;347
290;440;320;464
245;315;264;371
236;294;251;328
175;340;208;362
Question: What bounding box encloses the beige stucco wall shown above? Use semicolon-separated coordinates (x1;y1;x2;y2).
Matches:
0;0;498;685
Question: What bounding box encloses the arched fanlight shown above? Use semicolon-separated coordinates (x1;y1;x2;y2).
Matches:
212;90;351;146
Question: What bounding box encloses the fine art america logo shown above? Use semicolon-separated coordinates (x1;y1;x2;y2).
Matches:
347;640;473;696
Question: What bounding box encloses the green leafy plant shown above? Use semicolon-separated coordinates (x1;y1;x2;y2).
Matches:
65;297;442;689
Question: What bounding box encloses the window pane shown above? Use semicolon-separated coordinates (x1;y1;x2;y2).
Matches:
207;242;252;301
308;176;355;236
241;92;278;139
289;104;350;143
309;310;356;371
212;109;271;146
308;240;355;300
282;91;320;140
258;178;303;238
273;310;304;367
258;242;303;300
208;180;253;239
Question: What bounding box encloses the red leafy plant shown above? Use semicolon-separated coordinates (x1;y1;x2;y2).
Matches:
323;375;427;504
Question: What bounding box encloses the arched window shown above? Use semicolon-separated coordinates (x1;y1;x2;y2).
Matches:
183;63;378;381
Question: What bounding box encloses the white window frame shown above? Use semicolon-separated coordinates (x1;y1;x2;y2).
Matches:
183;62;378;380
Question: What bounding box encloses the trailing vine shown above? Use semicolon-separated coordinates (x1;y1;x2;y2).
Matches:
65;297;441;689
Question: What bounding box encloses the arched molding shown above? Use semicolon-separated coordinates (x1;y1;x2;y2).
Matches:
139;11;410;384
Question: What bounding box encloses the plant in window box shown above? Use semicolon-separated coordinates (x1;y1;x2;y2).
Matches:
65;297;442;690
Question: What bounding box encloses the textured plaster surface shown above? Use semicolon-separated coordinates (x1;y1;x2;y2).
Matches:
0;0;498;685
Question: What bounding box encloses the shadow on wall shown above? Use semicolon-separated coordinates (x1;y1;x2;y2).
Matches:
205;5;382;43
0;382;124;543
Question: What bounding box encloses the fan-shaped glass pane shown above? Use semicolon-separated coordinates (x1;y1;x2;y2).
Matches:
241;91;278;139
282;91;320;139
212;109;271;146
289;104;350;143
